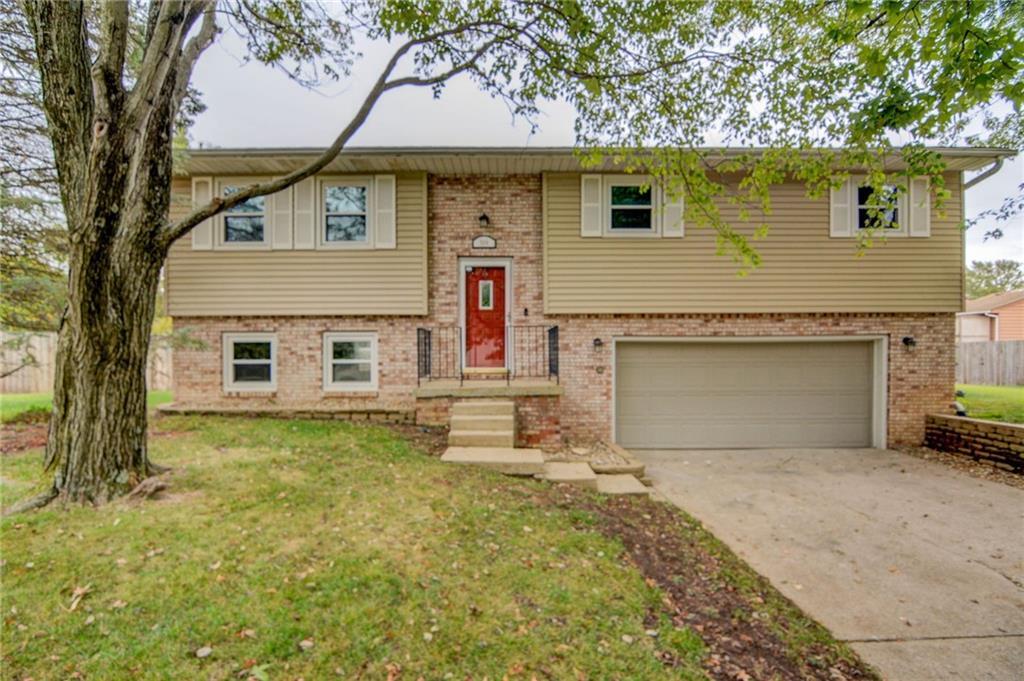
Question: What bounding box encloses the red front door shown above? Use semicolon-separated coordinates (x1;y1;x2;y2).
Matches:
465;266;506;368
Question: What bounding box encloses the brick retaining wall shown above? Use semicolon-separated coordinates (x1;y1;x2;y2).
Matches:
923;414;1024;473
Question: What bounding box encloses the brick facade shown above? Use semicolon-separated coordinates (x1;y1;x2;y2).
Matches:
172;174;957;447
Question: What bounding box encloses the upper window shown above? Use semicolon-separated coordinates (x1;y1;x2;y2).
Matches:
223;333;276;392
323;332;378;391
221;185;266;243
322;181;371;245
605;176;656;235
856;184;905;233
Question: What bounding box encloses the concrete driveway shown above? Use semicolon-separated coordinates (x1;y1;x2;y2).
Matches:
634;448;1024;681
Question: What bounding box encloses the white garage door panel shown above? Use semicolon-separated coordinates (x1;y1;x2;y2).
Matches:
616;341;874;449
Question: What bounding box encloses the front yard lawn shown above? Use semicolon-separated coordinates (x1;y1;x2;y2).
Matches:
1;417;875;680
957;384;1024;424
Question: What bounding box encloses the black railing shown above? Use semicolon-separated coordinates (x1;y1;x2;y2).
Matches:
547;325;560;383
416;324;560;385
416;326;463;385
508;325;560;383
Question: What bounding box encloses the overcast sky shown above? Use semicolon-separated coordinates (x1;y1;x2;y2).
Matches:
190;33;1023;265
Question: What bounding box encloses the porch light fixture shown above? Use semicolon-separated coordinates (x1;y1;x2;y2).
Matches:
478;213;490;228
902;336;916;348
593;338;604;349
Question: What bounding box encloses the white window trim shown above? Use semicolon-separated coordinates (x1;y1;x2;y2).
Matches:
316;176;374;249
322;332;379;392
603;174;660;237
223;333;277;392
215;177;272;250
853;176;909;238
478;280;494;310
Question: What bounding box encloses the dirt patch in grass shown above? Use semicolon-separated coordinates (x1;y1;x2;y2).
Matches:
569;491;879;681
385;423;448;456
900;446;1024;490
1;423;48;454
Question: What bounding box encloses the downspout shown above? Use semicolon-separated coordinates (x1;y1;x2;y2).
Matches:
984;312;1000;341
963;159;1004;190
961;158;1006;312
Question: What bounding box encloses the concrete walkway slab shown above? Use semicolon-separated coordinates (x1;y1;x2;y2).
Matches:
441;446;544;475
635;447;1024;681
595;473;649;496
537;462;598;489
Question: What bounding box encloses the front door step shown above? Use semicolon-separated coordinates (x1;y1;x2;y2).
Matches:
449;413;514;432
450;400;515;416
441;446;545;475
448;429;515;447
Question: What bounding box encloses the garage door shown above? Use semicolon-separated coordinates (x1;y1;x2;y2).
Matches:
615;340;875;449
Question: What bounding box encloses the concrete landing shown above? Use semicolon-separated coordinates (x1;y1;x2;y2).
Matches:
595;474;650;496
537;462;598;489
440;446;545;475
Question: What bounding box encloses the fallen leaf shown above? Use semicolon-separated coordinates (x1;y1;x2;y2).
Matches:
68;584;92;611
298;638;314;651
195;646;213;659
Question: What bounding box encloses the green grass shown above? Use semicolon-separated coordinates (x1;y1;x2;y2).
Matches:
957;384;1024;424
1;417;706;680
0;390;172;423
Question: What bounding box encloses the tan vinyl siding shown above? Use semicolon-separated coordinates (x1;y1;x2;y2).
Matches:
166;173;427;316
543;172;963;313
996;299;1024;341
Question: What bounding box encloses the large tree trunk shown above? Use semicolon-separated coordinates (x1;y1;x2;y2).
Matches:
45;239;164;503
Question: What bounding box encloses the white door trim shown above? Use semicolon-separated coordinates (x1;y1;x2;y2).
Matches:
457;257;513;370
610;335;888;449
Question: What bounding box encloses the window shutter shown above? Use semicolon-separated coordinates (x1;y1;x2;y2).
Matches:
829;177;854;237
661;183;685;238
293;177;316;249
580;174;602;237
191;176;213;249
270;184;293;249
908;177;931;237
374;174;396;249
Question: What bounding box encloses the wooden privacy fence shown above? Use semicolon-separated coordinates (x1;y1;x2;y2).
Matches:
956;341;1024;386
0;332;172;394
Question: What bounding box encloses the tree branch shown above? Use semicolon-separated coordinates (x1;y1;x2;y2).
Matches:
124;1;200;146
161;21;504;246
171;0;217;110
20;0;93;224
91;0;129;120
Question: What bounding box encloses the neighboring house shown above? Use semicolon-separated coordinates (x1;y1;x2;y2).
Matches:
165;147;1012;450
956;290;1024;342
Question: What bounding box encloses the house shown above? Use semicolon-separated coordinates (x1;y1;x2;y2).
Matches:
165;146;1013;450
956;290;1024;342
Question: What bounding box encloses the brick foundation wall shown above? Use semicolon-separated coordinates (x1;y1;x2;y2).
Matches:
171;174;956;448
924;414;1024;472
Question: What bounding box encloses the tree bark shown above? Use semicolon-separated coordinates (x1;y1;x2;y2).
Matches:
45;220;166;504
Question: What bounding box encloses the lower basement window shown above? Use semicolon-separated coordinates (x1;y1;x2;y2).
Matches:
323;332;378;392
223;333;277;392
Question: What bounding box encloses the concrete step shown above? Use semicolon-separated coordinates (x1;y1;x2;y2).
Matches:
450;400;515;417
441;446;545;475
595;474;650;496
449;414;515;432
536;462;598;489
448;429;515;447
